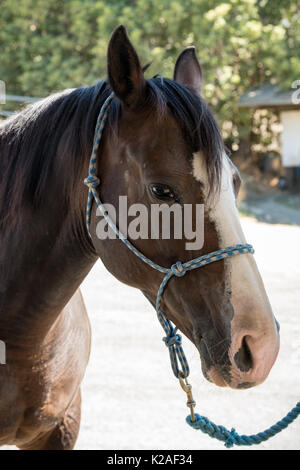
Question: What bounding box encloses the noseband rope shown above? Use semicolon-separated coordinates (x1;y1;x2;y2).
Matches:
84;92;300;448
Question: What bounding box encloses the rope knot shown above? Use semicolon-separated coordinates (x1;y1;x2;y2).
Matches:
225;428;238;449
171;261;186;277
84;175;100;189
163;333;182;348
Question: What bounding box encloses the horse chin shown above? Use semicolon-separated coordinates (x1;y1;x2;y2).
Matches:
204;365;259;389
195;335;230;388
205;366;228;388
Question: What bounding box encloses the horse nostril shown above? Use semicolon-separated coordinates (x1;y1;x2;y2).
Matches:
234;336;253;372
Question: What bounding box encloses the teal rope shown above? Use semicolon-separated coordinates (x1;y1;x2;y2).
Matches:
187;402;300;448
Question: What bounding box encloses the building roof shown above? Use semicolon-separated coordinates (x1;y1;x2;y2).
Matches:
237;83;299;109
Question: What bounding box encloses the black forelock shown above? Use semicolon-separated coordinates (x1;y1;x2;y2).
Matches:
146;77;224;193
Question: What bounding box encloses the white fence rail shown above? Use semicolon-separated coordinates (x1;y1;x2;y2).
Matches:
0;94;41;117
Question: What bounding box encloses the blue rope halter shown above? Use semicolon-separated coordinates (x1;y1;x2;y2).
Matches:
84;92;300;448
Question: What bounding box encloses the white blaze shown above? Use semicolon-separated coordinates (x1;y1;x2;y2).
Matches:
192;152;279;386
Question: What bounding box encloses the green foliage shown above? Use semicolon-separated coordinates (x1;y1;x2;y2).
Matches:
0;0;299;150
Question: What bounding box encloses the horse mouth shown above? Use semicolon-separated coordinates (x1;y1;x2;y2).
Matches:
193;319;280;390
194;334;232;387
206;366;227;387
194;334;253;388
196;334;278;390
204;365;257;389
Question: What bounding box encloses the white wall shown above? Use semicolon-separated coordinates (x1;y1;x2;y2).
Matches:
280;110;300;167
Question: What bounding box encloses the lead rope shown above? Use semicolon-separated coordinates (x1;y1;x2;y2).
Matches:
84;91;300;448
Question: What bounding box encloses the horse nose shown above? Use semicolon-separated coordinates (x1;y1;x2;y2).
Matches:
231;328;280;388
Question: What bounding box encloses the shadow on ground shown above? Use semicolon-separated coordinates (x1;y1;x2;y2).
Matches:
239;172;300;226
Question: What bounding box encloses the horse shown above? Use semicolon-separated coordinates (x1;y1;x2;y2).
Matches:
0;25;280;450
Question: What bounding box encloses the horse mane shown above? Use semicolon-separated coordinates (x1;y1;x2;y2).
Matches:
0;77;223;227
0;80;112;228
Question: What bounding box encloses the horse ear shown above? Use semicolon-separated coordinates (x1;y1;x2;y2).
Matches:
173;47;202;95
107;25;146;109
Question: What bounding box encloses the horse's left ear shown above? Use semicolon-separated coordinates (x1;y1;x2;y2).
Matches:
107;25;146;109
173;47;202;95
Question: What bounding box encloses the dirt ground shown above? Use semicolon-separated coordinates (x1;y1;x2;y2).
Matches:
1;215;300;451
239;170;300;226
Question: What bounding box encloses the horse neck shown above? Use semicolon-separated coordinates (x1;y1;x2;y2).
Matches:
0;172;97;348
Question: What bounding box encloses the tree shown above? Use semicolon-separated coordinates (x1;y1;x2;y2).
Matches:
1;0;299;152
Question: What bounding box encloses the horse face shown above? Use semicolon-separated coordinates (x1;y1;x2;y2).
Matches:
190;151;280;388
91;26;279;389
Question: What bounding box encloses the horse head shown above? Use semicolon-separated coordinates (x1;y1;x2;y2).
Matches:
89;26;280;389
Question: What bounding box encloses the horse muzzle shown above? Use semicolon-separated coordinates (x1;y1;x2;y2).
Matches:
196;321;280;389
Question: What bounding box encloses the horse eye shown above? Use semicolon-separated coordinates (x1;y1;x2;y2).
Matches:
149;184;176;201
